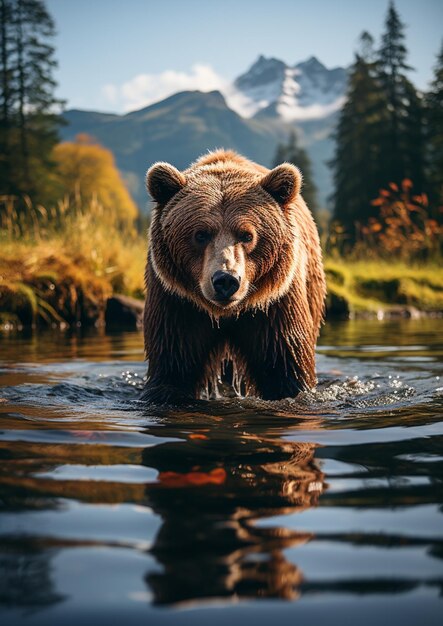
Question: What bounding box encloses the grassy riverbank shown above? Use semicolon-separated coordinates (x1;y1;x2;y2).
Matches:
325;260;443;318
1;230;442;329
0;214;146;329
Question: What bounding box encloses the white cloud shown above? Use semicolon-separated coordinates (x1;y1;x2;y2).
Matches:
222;86;260;118
102;64;227;113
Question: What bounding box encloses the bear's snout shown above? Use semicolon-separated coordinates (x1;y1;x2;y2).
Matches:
211;270;241;300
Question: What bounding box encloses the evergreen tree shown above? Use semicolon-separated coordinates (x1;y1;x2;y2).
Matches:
331;32;385;229
273;130;319;216
0;0;14;190
0;0;63;203
425;40;443;210
331;4;426;237
377;1;425;191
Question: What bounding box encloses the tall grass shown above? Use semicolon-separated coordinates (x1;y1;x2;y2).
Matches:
0;195;146;328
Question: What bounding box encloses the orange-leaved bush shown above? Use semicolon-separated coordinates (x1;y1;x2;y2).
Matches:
324;180;442;260
53;134;138;227
353;179;442;260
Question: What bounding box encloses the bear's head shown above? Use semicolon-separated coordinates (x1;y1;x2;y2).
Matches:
146;154;305;317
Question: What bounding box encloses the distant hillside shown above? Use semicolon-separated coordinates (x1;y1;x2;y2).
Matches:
62;90;289;211
61;56;348;211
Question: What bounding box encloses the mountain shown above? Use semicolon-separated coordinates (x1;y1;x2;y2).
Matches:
228;55;347;121
61;56;348;211
62;90;289;210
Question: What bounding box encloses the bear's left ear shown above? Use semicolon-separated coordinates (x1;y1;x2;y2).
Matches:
146;162;187;205
260;163;302;206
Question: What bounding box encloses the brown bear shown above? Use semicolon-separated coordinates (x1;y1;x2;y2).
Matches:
142;150;326;403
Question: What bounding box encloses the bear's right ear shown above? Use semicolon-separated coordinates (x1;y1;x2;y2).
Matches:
146;162;186;205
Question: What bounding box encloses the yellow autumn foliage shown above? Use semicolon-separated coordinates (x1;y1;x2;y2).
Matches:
53;134;138;225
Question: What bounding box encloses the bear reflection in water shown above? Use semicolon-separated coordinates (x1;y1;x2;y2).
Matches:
141;409;325;605
0;408;325;610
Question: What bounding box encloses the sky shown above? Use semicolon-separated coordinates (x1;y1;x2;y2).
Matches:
46;0;443;114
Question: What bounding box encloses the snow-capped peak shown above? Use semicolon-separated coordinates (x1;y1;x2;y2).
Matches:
223;55;348;121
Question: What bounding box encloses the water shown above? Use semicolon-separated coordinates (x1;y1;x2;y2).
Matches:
0;319;442;626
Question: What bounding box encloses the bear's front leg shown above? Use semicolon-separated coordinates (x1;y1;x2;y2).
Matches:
142;269;215;405
232;302;317;401
247;348;305;401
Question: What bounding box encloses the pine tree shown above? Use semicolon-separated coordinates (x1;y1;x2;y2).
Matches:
273;130;319;216
0;0;63;203
425;40;443;210
377;1;425;191
0;0;14;189
331;32;385;230
331;5;427;237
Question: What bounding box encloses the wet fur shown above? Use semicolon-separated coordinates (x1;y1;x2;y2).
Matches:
142;150;326;403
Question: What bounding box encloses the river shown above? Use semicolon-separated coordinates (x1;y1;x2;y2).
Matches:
0;318;442;625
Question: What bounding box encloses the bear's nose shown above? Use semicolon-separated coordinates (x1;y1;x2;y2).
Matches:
212;271;241;299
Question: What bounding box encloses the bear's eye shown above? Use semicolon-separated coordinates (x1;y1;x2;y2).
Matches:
194;230;212;245
238;231;253;244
